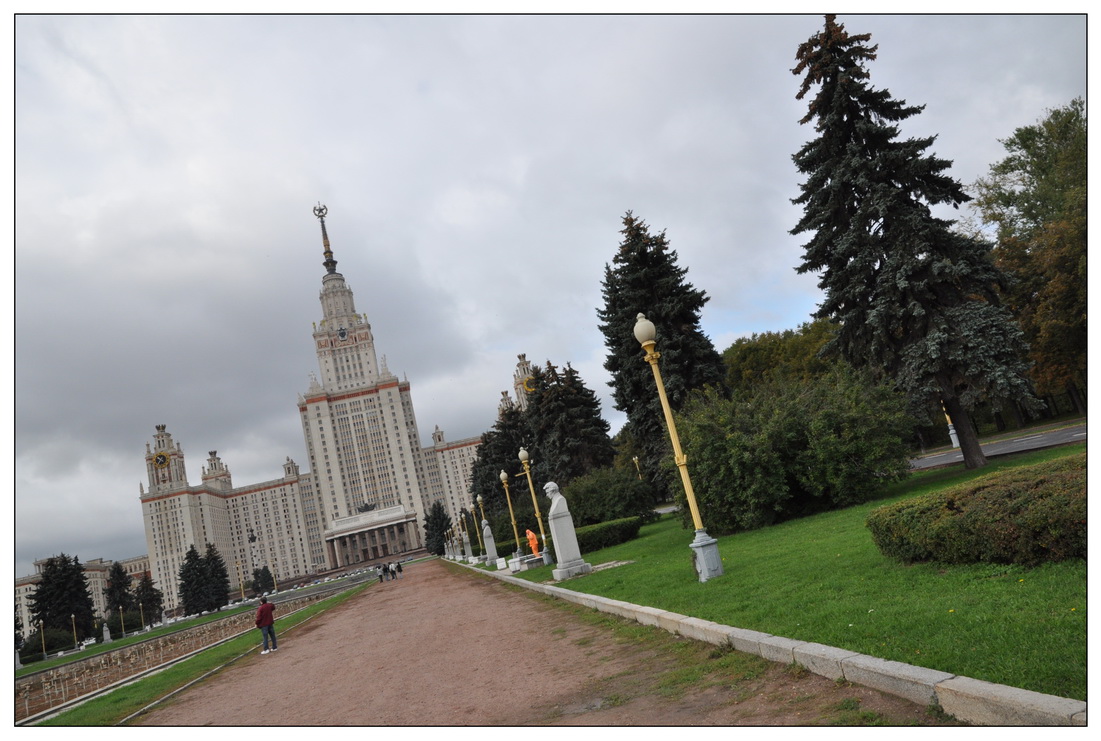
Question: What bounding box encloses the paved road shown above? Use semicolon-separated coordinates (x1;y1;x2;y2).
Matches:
911;423;1085;469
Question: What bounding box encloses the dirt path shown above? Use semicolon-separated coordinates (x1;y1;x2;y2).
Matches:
135;559;957;726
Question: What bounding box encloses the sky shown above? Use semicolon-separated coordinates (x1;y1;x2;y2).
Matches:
11;12;1087;579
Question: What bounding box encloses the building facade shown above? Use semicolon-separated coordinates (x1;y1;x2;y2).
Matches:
132;206;481;608
15;555;150;636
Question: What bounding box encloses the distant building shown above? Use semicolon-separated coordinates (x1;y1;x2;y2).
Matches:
18;207;482;613
137;206;480;608
15;555;149;635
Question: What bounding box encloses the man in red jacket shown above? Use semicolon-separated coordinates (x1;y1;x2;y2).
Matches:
256;596;277;654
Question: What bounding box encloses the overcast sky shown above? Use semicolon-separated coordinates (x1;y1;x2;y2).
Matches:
12;13;1086;578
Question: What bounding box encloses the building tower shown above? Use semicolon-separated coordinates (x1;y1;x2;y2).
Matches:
297;204;428;569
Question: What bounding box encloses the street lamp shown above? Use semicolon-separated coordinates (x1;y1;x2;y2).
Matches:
632;455;642;481
499;470;522;555
119;605;126;637
633;313;723;582
139;602;146;631
468;506;485;557
518;448;550;563
40;620;47;662
71;613;78;651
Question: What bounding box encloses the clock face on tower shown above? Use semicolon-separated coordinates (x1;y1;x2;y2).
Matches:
338;327;348;340
154;452;170;469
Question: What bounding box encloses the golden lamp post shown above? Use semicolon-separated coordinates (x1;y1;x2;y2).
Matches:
468;506;485;557
499;470;522;555
634;313;723;582
139;602;146;631
119;605;126;637
71;613;78;651
518;448;550;562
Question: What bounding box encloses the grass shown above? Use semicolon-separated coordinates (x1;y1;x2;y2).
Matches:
508;443;1087;701
17;603;258;678
35;582;371;726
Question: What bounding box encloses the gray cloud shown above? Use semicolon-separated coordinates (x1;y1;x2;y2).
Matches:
13;14;1085;577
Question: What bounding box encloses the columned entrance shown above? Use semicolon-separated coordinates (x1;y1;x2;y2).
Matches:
323;505;423;568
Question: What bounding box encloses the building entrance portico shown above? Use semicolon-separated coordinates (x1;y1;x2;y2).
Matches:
324;505;423;567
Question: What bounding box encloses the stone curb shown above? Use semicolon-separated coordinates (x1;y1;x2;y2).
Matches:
462;561;1087;726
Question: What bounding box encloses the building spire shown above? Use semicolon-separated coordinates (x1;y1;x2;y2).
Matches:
313;203;338;274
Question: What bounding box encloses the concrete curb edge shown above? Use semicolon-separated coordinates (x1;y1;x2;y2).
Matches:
460;560;1086;726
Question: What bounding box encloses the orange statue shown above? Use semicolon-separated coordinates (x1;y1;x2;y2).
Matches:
526;529;540;556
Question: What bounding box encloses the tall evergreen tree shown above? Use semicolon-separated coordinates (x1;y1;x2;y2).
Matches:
970;98;1087;411
790;15;1040;468
526;362;617;487
598;212;725;492
103;562;134;614
252;566;275;594
423;501;452;556
27;554;95;640
132;572;164;623
467;405;532;520
202;543;231;611
177;545;206;615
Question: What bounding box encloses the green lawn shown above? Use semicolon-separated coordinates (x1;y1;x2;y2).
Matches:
34;583;372;726
508;444;1086;701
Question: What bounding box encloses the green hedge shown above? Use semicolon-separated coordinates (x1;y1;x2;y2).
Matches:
492;516;644;559
866;453;1086;565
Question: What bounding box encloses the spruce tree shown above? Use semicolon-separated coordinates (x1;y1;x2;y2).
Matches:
103;562;134;614
177;545;206;615
467;405;531;520
790;15;1040;468
598;212;724;492
202;543;231;611
422;501;452;556
252;566;275;594
132;572;164;623
526;362;616;487
27;554;95;640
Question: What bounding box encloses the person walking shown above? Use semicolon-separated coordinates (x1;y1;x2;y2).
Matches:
396;562;403;579
389;562;397;580
256;596;277;654
377;565;385;584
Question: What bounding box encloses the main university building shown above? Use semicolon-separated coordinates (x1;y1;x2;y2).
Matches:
139;207;479;611
15;208;550;626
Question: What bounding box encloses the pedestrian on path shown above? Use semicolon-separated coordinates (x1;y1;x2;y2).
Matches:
256;596;278;654
396;562;403;579
377;565;384;584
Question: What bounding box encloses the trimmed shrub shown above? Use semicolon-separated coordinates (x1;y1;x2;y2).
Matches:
492;516;644;560
574;516;644;552
866;453;1086;565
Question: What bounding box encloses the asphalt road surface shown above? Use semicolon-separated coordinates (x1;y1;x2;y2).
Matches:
910;422;1085;470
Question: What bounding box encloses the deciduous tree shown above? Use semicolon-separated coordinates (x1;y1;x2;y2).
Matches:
970;98;1086;410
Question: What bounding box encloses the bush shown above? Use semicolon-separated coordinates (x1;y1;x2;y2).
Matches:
560;467;659;527
866;453;1086;565
678;366;912;534
19;627;76;663
492;516;644;560
574;516;645;552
